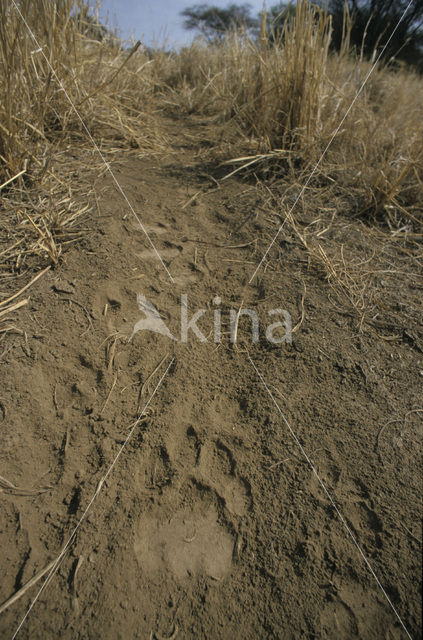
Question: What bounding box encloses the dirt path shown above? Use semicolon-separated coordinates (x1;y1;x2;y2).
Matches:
0;116;421;639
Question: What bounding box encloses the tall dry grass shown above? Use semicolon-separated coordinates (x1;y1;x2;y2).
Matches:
0;0;169;304
2;0;421;221
156;0;422;328
0;0;167;186
163;1;422;225
0;0;421;329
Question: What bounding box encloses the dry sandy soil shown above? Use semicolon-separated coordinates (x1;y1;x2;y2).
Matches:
0;115;422;639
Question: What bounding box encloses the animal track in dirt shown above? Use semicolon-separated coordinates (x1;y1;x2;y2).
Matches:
309;454;384;548
172;270;204;287
136;247;181;261
195;439;251;516
320;580;401;639
320;596;359;637
127;222;168;236
134;485;234;581
135;445;174;493
160;412;252;515
133;422;250;582
345;501;384;550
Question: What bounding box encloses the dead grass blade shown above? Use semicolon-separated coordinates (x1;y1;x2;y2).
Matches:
0;266;50;308
0;559;58;615
0;474;51;496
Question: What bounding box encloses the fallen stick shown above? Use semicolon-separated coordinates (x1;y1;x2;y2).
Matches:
0;167;26;191
0;298;29;319
136;353;169;415
0;266;51;308
0;559;57;615
0;474;51;496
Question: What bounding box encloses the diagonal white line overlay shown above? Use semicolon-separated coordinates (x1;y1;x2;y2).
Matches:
11;357;175;640
10;0;174;283
248;0;414;284
247;353;413;640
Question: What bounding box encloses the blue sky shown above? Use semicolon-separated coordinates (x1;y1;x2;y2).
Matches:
96;0;267;48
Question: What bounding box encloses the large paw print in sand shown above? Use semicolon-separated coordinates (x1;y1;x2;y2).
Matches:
133;428;250;581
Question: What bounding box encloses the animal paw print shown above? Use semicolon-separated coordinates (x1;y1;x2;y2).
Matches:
133;426;250;582
194;438;251;517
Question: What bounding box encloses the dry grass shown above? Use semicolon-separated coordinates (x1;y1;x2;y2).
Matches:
251;177;422;332
157;0;422;328
163;2;422;225
0;0;166;184
0;0;422;330
0;0;169;326
2;0;421;223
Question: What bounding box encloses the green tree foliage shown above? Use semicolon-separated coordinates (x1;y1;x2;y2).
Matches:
181;3;258;41
181;1;423;68
327;0;423;68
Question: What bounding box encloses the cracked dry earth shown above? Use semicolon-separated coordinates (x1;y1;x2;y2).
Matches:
0;117;422;640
